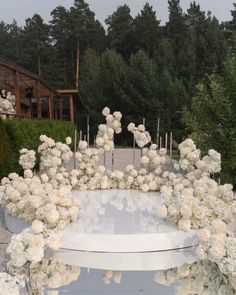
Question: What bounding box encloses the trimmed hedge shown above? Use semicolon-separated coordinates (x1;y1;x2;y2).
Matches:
0;118;75;178
0;119;19;178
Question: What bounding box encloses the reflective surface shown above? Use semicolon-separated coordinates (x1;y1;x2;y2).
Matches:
53;190;198;271
45;269;176;295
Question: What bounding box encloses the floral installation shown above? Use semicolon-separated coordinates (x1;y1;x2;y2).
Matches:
127;122;151;148
154;260;236;295
156;139;236;231
140;144;167;173
96;107;122;151
0;272;24;295
73;140;106;190
0;90;16;119
7;227;60;273
0;107;235;292
196;220;236;278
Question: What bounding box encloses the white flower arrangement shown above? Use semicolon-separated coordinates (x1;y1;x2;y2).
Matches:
96;107;122;151
0;90;16;119
196;220;236;279
0;272;24;295
0;108;235;292
19;149;36;170
154;260;236;295
38;135;73;175
157;139;236;231
6;225;62;273
178;138;221;174
127;123;151;148
140;144;167;172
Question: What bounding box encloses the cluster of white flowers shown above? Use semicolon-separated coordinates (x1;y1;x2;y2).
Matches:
19;148;36;170
102;270;122;285
73;141;106;190
197;220;236;279
0;272;24;295
0;108;235;292
7;226;58;271
154;260;236;295
177;138;221;174
96;107;122;151
38;135;73;175
0;90;16;119
157;139;236;231
29;258;81;290
140;144;167;172
0;173;80;230
127;123;151;148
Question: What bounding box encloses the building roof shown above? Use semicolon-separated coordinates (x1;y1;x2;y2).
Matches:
0;57;59;95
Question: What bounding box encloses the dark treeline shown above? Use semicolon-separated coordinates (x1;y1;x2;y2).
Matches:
0;1;236;171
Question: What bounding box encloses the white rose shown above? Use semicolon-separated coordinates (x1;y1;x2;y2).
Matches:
79;141;88;149
32;220;44;233
138;124;145;132
127;123;135;132
178;219;191;231
106;114;114;123
156;205;167;218
102;107;110;117
140;183;149;192
96;137;104;146
66;137;72;145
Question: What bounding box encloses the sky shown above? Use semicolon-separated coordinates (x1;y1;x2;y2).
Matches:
0;0;234;27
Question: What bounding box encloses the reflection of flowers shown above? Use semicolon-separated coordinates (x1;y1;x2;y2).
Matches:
154;260;236;294
28;259;81;290
102;270;122;284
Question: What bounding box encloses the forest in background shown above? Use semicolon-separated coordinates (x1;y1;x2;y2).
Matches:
0;0;235;184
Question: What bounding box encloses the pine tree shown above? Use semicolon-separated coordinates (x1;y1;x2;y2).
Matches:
105;5;134;59
22;14;50;76
133;3;161;57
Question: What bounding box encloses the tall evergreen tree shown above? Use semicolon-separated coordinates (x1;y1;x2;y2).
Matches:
22;14;50;76
105;5;134;58
0;21;9;58
50;6;73;87
70;0;105;54
166;0;187;60
133;3;161;57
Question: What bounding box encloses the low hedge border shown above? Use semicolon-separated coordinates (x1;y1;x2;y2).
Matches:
0;118;75;178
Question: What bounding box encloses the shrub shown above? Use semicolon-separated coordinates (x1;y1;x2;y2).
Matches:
0;118;75;178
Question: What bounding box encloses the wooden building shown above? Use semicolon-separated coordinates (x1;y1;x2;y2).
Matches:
0;58;84;124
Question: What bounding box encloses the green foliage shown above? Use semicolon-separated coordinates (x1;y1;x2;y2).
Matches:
0;118;75;179
182;66;236;185
0;118;19;178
